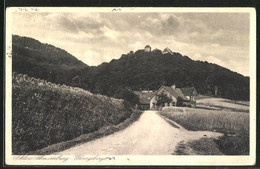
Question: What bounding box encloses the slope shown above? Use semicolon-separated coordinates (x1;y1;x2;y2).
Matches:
86;49;249;100
12;35;89;86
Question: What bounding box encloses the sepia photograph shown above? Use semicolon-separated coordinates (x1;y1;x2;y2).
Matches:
5;7;256;165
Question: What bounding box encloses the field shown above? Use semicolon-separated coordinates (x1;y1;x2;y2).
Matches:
160;97;249;155
12;73;136;155
197;96;249;112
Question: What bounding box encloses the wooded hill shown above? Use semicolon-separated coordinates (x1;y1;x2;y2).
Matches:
12;35;249;102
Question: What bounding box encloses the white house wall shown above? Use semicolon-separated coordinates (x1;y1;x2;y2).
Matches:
150;96;157;109
171;96;177;102
149;87;177;109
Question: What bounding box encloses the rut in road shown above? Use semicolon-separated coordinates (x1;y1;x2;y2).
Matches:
55;111;222;155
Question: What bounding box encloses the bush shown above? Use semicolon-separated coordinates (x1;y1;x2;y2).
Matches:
176;96;184;106
156;93;172;107
113;88;139;105
12;73;134;154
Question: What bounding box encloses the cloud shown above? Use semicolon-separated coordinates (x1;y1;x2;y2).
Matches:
101;26;120;40
165;13;250;49
84;50;108;66
11;11;250;76
206;56;225;66
57;15;80;33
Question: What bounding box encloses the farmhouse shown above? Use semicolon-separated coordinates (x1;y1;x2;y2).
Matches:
134;85;198;110
149;85;187;109
144;45;151;52
149;84;198;110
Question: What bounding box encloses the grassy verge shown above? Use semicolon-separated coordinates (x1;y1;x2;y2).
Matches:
157;113;180;129
160;107;249;155
30;111;142;155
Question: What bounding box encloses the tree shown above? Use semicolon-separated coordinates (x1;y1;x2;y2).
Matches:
114;88;139;105
72;75;81;87
176;96;184;106
156;93;172;107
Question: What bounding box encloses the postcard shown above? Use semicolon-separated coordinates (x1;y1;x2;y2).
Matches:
5;7;256;165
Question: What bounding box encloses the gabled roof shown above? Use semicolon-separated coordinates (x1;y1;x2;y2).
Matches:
150;85;188;101
133;91;142;96
180;87;198;96
138;91;155;104
162;47;173;55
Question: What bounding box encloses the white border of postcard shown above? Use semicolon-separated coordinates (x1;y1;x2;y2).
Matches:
5;7;256;166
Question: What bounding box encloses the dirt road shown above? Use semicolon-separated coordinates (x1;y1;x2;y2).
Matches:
55;111;222;155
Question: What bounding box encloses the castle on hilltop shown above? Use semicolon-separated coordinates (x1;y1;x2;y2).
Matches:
143;45;173;55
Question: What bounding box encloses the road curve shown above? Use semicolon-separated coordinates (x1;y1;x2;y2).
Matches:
55;111;222;155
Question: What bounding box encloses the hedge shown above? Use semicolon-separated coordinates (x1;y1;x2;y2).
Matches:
12;73;133;154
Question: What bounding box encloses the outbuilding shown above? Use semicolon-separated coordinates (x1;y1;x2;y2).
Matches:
180;87;198;108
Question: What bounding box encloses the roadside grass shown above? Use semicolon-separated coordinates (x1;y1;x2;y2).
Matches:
160;107;249;155
158;114;180;129
30;111;142;155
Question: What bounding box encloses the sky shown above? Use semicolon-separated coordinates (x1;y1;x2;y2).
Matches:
11;10;250;76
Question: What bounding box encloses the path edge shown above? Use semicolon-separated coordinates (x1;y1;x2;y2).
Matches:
29;111;143;155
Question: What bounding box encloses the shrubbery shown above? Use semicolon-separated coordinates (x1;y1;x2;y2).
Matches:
12;73;134;154
176;97;184;106
114;88;139;106
156;93;172;107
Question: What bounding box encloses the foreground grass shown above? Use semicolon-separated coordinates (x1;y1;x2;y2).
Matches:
31;111;142;155
174;138;223;155
161;107;249;155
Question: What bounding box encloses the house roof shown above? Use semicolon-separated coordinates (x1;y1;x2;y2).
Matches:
180;87;198;96
135;91;155;105
163;86;188;100
140;92;155;104
133;91;142;96
162;47;173;55
150;85;188;101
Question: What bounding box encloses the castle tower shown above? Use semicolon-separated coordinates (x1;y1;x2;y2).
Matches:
144;45;151;52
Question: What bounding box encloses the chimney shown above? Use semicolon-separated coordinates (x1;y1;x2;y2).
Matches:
171;84;176;89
